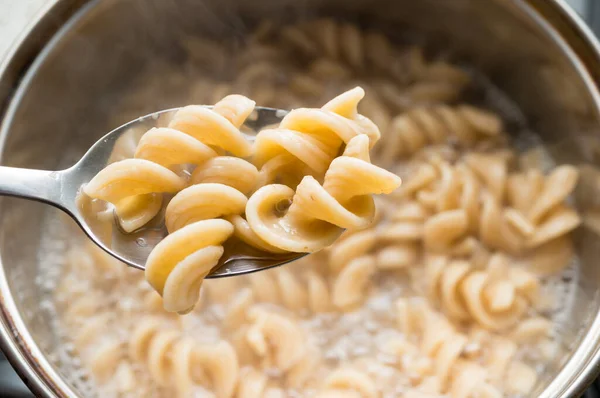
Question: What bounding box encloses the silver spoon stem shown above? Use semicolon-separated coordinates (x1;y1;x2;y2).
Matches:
0;166;60;205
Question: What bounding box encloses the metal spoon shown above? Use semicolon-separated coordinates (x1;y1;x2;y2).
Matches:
0;106;306;277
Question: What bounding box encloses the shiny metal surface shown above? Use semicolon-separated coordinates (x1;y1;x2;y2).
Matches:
0;105;298;275
1;0;600;397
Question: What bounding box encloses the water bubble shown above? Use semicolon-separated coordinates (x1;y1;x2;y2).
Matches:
136;238;147;247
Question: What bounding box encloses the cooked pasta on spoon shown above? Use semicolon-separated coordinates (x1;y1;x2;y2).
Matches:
0;85;400;314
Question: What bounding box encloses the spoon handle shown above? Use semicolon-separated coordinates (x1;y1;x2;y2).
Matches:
0;166;61;206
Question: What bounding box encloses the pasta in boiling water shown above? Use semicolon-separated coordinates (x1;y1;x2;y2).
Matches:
379;104;503;164
50;17;582;398
129;318;239;397
425;254;539;330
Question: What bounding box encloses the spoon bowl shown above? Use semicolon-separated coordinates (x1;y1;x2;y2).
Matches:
0;106;306;277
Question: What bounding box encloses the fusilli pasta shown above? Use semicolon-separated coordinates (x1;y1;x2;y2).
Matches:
253;86;380;185
85;87;400;314
246;134;401;252
84;95;257;232
52;16;581;398
379;104;502;164
129;318;239;397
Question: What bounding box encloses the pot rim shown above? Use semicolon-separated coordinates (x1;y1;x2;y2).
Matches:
0;1;599;397
509;2;600;397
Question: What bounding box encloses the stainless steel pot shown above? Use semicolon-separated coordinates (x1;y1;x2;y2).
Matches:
1;0;600;396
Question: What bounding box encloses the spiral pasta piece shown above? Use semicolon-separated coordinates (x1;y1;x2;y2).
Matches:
245;307;308;371
247;134;401;252
328;228;376;273
168;97;254;158
332;255;376;310
241;263;332;314
426;254;538;330
223;288;254;330
145;219;234;313
274;267;309;312
277;266;333;313
253;87;380;183
129;318;239;398
134;127;218;168
379;104;502;164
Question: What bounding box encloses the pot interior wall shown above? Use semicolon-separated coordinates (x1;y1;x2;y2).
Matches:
1;0;600;396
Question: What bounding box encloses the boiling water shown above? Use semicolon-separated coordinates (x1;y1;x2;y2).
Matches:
34;212;581;397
